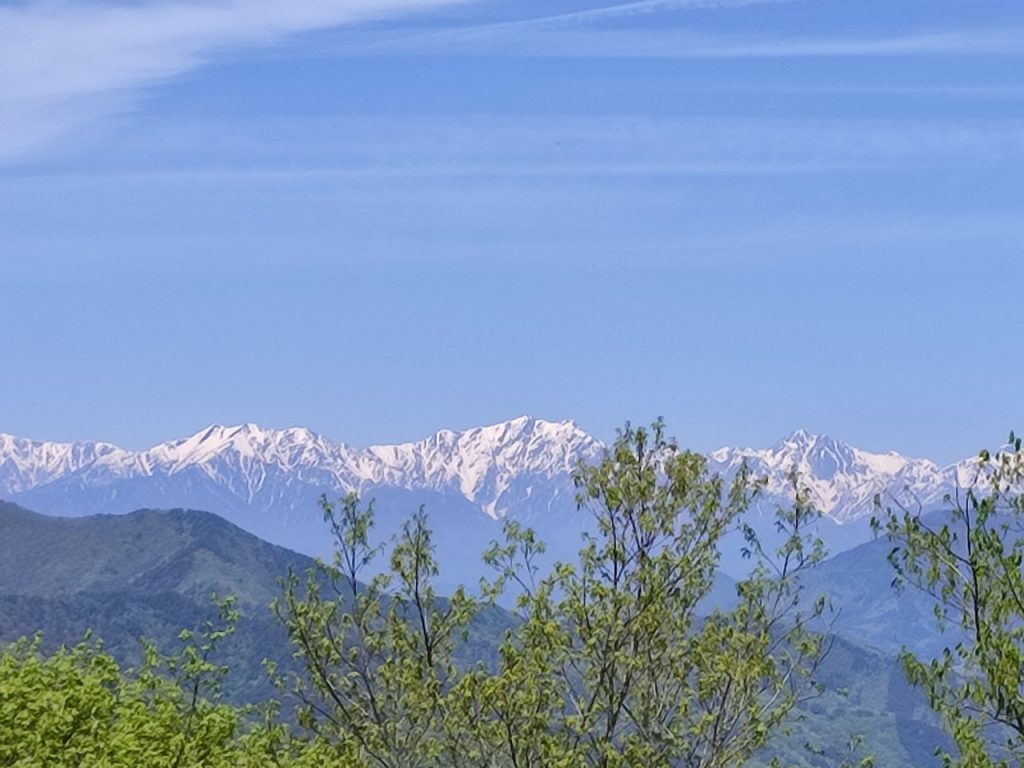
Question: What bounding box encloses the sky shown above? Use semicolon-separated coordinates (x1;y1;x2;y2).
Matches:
1;0;1023;464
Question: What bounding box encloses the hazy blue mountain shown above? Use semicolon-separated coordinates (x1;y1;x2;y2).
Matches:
799;504;995;662
0;501;308;604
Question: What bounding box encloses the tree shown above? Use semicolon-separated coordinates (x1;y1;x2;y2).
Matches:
276;421;831;767
473;420;830;767
874;433;1024;767
273;500;484;767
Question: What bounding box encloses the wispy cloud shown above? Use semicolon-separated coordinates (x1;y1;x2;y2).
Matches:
304;0;1022;61
340;24;1024;60
0;0;468;162
682;29;1024;58
426;0;787;31
4;0;1022;164
339;0;793;55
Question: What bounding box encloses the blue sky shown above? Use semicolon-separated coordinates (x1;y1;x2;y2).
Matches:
1;0;1022;463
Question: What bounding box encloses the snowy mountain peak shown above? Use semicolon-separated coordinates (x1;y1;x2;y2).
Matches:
709;432;952;521
776;427;816;446
137;423;341;473
773;428;843;455
361;416;602;517
0;433;123;495
766;431;858;481
0;417;604;523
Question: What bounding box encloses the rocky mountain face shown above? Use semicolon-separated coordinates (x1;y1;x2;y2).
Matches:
0;418;980;571
0;434;122;495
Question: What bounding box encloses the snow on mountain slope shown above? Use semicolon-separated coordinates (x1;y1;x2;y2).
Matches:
0;434;123;496
362;416;601;517
708;429;957;522
0;420;976;534
78;423;367;501
0;418;601;524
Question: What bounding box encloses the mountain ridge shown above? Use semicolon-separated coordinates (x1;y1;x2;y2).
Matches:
0;500;312;607
0;418;988;569
706;428;977;522
0;417;980;518
0;416;601;521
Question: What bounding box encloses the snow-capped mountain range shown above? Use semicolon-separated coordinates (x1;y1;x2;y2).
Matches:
0;416;598;520
708;428;980;524
0;417;981;562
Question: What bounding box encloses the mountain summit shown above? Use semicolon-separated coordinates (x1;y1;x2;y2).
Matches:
708;429;954;522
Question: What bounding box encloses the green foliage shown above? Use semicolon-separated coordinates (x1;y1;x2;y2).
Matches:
273;494;487;766
0;503;315;705
275;420;833;767
0;597;294;767
874;433;1024;767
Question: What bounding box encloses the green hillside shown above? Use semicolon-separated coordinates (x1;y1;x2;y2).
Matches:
0;501;314;704
0;501;308;605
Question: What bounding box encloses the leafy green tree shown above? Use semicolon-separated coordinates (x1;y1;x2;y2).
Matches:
274;500;484;766
472;420;831;768
874;433;1024;767
277;421;831;767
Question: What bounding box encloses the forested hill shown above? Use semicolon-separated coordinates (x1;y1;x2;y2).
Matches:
0;501;315;703
0;502;512;704
0;500;312;606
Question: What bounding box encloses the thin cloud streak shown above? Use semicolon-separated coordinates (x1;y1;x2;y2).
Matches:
4;0;1022;163
411;0;788;32
334;0;793;55
334;24;1024;60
